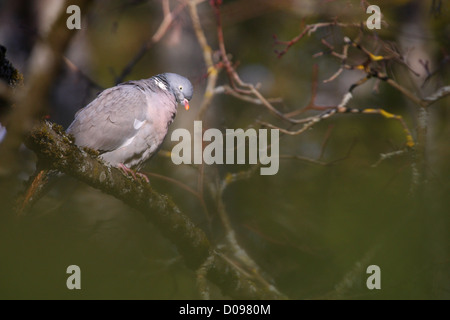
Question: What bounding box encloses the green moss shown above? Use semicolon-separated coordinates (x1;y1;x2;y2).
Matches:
82;146;100;157
50;122;65;135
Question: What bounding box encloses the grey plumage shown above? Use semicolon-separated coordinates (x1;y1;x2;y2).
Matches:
67;73;193;169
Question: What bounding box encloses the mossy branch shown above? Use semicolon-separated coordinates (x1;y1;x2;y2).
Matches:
24;120;286;300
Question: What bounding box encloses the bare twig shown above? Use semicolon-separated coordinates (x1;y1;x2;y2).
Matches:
209;0;294;123
142;170;210;219
274;21;363;58
196;253;215;300
188;0;220;120
63;56;103;91
423;86;450;105
115;0;188;84
371;149;409;167
280;139;356;166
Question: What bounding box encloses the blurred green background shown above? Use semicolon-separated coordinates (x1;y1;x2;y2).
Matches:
0;0;449;299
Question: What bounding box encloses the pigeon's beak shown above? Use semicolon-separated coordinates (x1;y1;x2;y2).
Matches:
183;98;190;111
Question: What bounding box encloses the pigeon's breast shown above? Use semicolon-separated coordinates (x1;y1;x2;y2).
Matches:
100;86;177;168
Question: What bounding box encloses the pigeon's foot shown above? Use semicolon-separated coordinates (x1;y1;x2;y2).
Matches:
118;163;149;183
118;163;136;179
136;172;150;183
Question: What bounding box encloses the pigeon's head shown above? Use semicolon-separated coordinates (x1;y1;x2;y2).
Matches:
162;73;194;111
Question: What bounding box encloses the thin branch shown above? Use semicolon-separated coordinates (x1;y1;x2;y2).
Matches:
329;245;379;299
423;85;450;105
115;0;188;84
259;90;416;151
371;149;409;167
210;0;294;123
142;170;210;219
188;0;220;120
280;139;356;166
215;85;283;105
23;121;285;299
274;21;363;58
63;56;103;91
215;184;283;297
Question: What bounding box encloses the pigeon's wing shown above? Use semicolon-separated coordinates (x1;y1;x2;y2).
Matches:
67;84;149;152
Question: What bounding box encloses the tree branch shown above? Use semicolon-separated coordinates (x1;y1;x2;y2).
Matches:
23;120;286;299
115;0;188;84
188;0;220;120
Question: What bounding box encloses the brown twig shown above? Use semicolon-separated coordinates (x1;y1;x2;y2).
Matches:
210;0;294;123
115;0;188;84
280;139;356;166
188;0;220;120
63;56;103;91
274;21;363;58
142;170;210;219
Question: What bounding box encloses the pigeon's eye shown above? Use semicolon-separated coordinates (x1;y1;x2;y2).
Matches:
179;86;183;91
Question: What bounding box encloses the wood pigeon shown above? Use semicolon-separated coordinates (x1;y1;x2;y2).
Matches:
19;73;193;214
67;73;193;179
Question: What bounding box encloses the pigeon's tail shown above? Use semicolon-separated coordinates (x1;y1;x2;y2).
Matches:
16;169;60;216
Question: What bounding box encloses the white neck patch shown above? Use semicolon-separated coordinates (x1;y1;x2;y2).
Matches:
154;78;168;91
